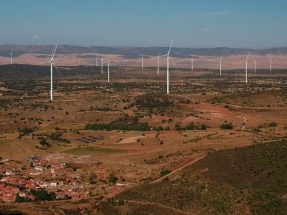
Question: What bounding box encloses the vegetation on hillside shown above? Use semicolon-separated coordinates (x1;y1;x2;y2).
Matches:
99;140;287;215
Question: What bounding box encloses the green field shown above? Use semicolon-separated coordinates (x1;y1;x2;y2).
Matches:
62;146;127;155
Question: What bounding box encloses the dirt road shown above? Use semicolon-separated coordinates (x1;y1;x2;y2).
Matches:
151;154;206;184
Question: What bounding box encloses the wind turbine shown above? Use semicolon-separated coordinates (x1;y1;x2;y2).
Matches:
106;58;111;82
96;51;98;67
157;55;161;74
101;56;104;74
140;54;147;69
191;56;194;71
245;52;250;84
40;45;60;101
254;57;257;73
10;50;13;64
102;57;111;82
162;39;174;94
219;56;223;76
270;57;272;72
108;59;110;82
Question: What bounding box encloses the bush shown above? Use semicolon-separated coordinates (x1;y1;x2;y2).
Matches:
108;172;118;183
220;123;234;130
39;137;50;147
160;169;171;176
186;124;195;130
269;122;278;127
19;126;33;135
30;189;56;201
200;124;207;130
118;199;125;206
85;123;150;131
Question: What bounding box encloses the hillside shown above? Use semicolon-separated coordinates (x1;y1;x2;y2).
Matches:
99;140;287;215
1;45;287;58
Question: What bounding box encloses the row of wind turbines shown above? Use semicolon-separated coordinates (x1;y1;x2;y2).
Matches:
39;45;113;101
7;42;278;101
7;48;60;101
137;43;274;90
41;40;175;101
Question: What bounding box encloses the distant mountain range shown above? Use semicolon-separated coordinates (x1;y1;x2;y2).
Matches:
1;45;287;58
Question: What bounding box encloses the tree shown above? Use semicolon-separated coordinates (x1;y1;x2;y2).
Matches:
20;127;33;135
269;122;277;127
160;169;171;176
200;124;207;130
108;172;118;183
220;123;234;130
39;137;50;147
30;189;56;201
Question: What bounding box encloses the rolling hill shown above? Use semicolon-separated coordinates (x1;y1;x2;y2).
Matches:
1;45;287;59
98;140;287;215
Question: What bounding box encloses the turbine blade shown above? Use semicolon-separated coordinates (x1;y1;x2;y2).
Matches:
51;45;58;61
167;39;174;56
170;57;177;69
53;62;61;75
246;52;250;61
38;61;50;65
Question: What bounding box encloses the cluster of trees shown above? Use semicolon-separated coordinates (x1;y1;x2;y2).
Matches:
18;126;34;139
16;189;57;202
38;137;51;147
48;132;71;143
85;123;150;131
108;172;118;183
135;95;174;109
175;123;207;131
220;123;234;130
269;122;278;127
160;169;171;176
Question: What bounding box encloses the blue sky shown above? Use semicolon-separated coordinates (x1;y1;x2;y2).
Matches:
1;0;287;48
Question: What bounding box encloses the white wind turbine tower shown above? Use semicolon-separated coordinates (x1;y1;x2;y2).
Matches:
270;57;272;72
141;55;144;69
254;57;257;73
108;59;110;82
219;56;223;76
162;39;174;94
191;56;194;71
140;54;147;70
10;50;13;64
245;52;250;84
95;51;98;67
40;45;60;101
157;55;161;74
107;58;111;83
101;56;104;74
102;56;111;82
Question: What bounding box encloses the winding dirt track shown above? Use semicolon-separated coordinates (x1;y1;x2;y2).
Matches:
151;154;206;184
177;94;248;130
126;200;190;215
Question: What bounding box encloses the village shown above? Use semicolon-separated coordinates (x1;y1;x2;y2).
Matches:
0;154;88;202
0;154;132;203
